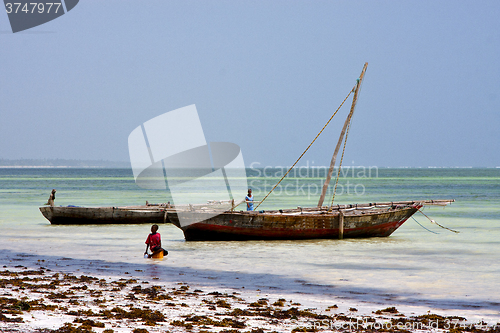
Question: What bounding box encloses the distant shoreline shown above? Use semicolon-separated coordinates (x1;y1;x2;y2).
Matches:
1;165;498;169
0;165;130;168
0;159;498;169
0;159;130;168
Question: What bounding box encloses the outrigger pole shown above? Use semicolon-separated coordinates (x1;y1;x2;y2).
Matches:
317;62;368;207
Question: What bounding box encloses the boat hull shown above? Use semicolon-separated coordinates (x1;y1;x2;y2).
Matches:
40;206;166;225
169;205;420;241
40;201;442;241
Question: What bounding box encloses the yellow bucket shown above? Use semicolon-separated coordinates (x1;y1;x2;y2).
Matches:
151;251;164;259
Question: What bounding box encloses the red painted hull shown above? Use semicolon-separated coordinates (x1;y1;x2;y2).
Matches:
171;204;420;241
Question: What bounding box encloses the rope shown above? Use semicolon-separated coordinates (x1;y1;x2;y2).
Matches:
254;86;356;210
329;113;352;208
418;209;459;233
412;216;439;234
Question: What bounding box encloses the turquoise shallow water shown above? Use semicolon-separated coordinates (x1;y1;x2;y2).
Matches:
0;167;499;318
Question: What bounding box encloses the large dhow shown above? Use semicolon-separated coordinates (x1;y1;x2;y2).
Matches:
171;200;453;241
170;63;453;240
40;63;454;240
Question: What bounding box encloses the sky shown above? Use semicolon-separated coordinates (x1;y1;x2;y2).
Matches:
1;1;499;168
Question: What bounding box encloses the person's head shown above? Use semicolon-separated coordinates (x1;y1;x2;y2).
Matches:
248;189;252;195
52;189;56;193
151;225;159;233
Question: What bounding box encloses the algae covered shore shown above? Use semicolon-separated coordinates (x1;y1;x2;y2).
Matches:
1;259;499;333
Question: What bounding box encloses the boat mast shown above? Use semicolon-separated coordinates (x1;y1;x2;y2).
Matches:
317;62;368;207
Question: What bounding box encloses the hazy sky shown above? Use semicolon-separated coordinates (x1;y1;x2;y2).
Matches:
1;1;499;167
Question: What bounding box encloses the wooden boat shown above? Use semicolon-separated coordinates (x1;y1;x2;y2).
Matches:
39;63;454;240
169;200;454;241
39;201;236;225
39;205;167;225
39;199;454;240
165;63;454;240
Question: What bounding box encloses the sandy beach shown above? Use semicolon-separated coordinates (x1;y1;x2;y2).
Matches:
1;255;498;333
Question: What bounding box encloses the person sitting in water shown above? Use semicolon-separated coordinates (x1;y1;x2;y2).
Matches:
45;189;56;206
245;189;254;211
144;224;168;258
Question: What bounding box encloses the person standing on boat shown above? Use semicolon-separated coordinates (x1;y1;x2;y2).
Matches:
144;225;168;258
45;189;56;207
245;189;254;211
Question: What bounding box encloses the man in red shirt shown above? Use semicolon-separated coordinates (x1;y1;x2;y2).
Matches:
144;225;167;258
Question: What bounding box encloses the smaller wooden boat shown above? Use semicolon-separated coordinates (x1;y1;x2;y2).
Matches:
39;205;168;225
39;201;231;225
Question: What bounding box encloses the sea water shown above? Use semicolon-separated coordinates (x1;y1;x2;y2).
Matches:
0;167;499;320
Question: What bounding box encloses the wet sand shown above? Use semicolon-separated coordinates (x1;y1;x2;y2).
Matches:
1;260;499;333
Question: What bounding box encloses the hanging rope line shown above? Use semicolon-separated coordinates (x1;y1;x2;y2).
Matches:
418;209;459;233
254;86;356;210
329;115;352;208
412;216;439;234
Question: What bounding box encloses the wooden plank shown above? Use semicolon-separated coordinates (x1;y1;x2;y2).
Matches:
339;210;344;239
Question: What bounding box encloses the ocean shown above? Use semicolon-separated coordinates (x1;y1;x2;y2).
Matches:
0;167;499;321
